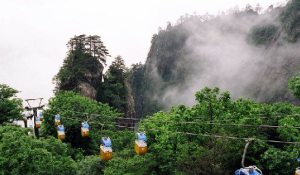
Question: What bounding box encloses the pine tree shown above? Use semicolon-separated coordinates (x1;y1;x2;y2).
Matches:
98;56;128;113
53;35;110;99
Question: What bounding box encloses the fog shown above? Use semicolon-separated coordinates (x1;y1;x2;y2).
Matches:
157;5;300;108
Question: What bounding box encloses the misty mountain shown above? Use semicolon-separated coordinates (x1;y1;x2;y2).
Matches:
130;0;300;118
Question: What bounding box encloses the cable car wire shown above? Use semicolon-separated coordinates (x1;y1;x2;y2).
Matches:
59;109;290;120
48;110;300;131
44;111;300;145
145;128;300;144
52;116;298;145
144;119;300;129
60;109;300;123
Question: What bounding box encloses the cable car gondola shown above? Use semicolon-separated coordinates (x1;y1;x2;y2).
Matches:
55;114;60;125
100;137;113;161
35;117;41;128
296;167;300;175
81;122;89;137
235;139;262;175
135;132;147;155
28;124;34;136
57;125;65;140
235;166;262;175
23;114;27;122
39;112;43;121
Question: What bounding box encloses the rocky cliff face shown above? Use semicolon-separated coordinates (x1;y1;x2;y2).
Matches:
117;78;136;128
55;49;104;100
125;78;136;119
78;66;103;100
130;0;300;118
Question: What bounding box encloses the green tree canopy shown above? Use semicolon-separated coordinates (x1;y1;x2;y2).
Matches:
0;84;23;124
0;124;77;175
53;35;110;99
139;87;300;174
289;69;300;101
98;56;128;114
67;34;110;64
43;91;120;155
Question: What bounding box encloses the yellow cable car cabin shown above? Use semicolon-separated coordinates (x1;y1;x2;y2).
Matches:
35;117;41;128
55;114;60;125
100;137;113;161
57;125;65;140
135;132;147;155
81;122;89;137
39;112;43;121
23;114;27;122
296;167;300;175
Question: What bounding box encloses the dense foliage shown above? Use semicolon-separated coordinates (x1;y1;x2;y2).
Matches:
41;91;155;174
97;56;128;114
0;124;77;175
289;67;300;101
53;35;133;119
0;84;23;124
138;87;300;174
4;1;300;174
251;24;278;45
43;91;120;155
3;85;300;174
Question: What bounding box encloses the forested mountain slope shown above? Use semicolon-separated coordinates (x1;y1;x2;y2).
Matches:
54;36;134;119
130;0;300;118
53;35;109;100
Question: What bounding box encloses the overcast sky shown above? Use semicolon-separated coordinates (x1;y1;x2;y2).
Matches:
0;0;282;105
